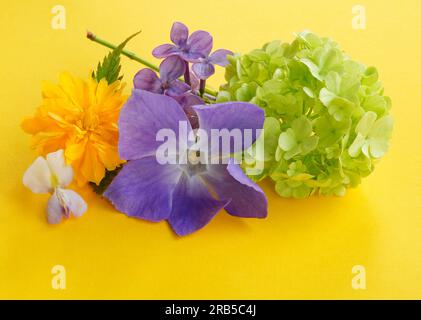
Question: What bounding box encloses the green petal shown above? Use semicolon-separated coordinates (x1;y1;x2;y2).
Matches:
314;115;350;147
303;87;314;98
275;180;293;197
319;88;336;107
292;184;312;199
300;58;322;81
362;67;379;86
235;84;255;101
356;111;377;136
301;135;319;154
291;116;312;140
328;97;355;121
319;48;342;73
262;117;281;161
325;71;341;94
278;129;297;151
262;79;283;94
216;91;231;103
367;138;388;158
247;49;269;62
348;133;366;157
369;115;394;139
284;145;301;160
363;95;388;115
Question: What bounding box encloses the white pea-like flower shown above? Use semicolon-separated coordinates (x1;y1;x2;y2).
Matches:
23;149;87;224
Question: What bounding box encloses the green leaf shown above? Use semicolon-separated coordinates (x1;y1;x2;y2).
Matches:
91;166;123;195
93;31;141;83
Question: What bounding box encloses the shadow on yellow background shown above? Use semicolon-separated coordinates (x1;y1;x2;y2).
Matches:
0;0;420;299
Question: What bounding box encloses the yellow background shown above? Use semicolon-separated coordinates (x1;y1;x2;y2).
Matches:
1;0;420;299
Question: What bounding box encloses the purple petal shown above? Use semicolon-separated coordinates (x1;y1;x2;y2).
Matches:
165;80;190;97
189;71;200;92
168;174;229;236
104;157;182;222
160;56;186;83
62;189;87;218
133;69;162;93
170;22;189;47
47;192;64;224
180;51;205;62
180;93;204;108
152;44;180;58
204;160;267;218
118;89;191;160
186;30;213;60
209;49;233;67
179;94;204;129
192;61;215;80
192;102;265;156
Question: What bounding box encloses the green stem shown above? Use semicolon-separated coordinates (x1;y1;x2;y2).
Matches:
86;31;218;96
87;31;158;71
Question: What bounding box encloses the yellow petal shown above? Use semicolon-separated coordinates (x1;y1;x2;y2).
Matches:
22;72;126;186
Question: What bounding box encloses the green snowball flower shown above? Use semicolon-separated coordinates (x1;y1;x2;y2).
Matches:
221;31;393;198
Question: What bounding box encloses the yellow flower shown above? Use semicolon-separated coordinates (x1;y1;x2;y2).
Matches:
22;72;127;186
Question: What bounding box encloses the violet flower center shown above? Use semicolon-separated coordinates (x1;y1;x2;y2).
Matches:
179;150;208;178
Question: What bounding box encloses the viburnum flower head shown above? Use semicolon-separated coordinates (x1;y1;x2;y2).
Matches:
218;31;393;198
104;90;267;236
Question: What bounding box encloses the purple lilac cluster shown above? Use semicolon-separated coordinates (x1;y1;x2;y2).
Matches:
133;22;232;127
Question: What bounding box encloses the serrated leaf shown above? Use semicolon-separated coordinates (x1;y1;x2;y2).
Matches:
93;31;141;84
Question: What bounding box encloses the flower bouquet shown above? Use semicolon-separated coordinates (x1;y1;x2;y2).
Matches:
21;22;393;235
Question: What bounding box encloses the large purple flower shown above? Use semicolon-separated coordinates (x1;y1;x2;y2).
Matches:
134;56;190;98
152;22;213;62
104;90;267;236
